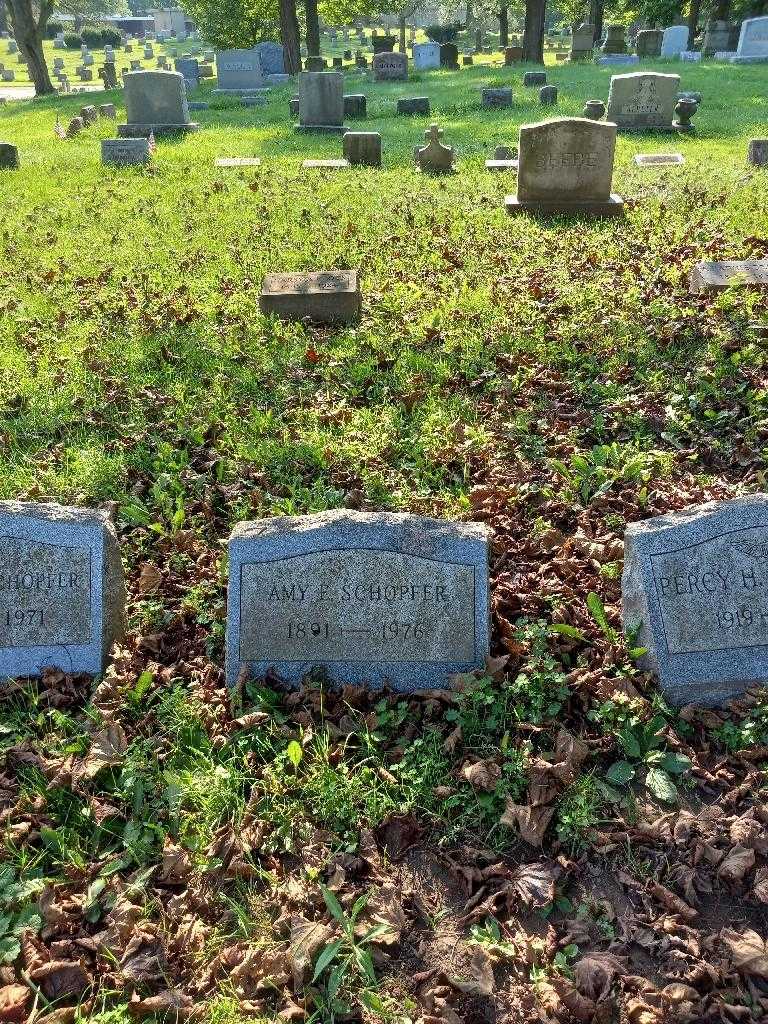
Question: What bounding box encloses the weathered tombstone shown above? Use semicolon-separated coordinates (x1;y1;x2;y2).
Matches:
7;39;17;54
634;152;684;166
130;59;142;71
505;45;523;63
540;85;558;104
66;116;84;137
570;23;595;60
343;130;381;166
80;104;98;124
622;496;768;706
144;45;154;59
215;49;265;92
733;16;768;62
259;270;361;322
99;103;116;118
606;71;680;129
225;510;490;689
636;28;664;57
462;54;473;65
398;96;429;115
506;117;624;217
332;56;343;68
439;42;459;68
296;71;346;133
343;93;366;117
100;64;118;89
78;68;94;82
118;70;199;136
372;34;396;54
602;24;627;53
0;141;19;169
661;25;688;57
523;70;546;85
748;138;768;167
702;19;732;56
1;70;14;82
53;57;65;70
82;52;94;66
373;51;408;80
255;41;285;75
174;57;199;90
689;260;768;293
102;137;151;166
478;86;510;110
0;502;125;678
415;123;454;173
305;55;327;71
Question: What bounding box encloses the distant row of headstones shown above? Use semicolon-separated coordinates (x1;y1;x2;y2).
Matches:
568;16;768;64
3;495;767;708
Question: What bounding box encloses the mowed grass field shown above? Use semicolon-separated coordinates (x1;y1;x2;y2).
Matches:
1;49;768;1024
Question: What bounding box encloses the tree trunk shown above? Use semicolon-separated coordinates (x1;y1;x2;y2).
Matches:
5;0;55;96
498;2;509;47
687;0;700;48
0;3;7;35
304;0;320;56
522;0;545;61
399;13;406;52
279;0;301;73
588;0;604;43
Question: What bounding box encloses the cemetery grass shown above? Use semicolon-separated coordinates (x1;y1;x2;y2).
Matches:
2;61;768;1024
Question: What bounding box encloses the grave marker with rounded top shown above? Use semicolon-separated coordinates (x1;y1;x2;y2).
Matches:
506;117;623;217
0;501;125;678
661;25;688;58
623;496;768;706
225;510;490;689
373;51;408;80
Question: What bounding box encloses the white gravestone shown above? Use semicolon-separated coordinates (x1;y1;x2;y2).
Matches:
733;17;768;63
413;42;440;69
660;25;688;57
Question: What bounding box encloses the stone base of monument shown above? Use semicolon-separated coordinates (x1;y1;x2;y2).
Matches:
729;54;768;63
505;194;624;218
265;74;291;85
212;87;271;95
294;123;349;134
118;123;199;137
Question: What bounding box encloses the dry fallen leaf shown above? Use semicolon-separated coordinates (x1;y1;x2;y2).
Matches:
721;927;768;979
0;985;29;1024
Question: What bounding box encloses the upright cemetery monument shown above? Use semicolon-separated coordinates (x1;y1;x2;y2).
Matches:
606;72;680;130
623;496;768;707
505;118;624;218
225;510;490;689
733;16;768;63
0;501;125;678
660;25;688;58
118;71;199;137
296;71;346;133
214;49;265;93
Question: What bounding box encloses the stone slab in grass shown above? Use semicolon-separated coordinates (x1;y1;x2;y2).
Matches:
302;158;350;169
215;157;262;167
102;138;151;166
622;496;768;706
259;270;361;323
0;501;125;678
486;158;519;171
225;510;490;689
0;141;19;168
689;260;768;293
397;96;429;115
634;152;685;166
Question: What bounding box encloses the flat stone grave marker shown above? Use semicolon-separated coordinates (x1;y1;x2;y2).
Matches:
482;86;512;108
225;510;490;689
398;96;429;115
634;152;684;166
302;158;350;169
343;93;366;117
0;501;125;678
506;117;623;217
623;496;768;706
689;260;768;293
259;270;361;322
372;51;408;81
102;137;151;166
215;157;262;167
606;71;680;130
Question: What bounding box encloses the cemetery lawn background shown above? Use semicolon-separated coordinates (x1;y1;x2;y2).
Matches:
2;57;768;1024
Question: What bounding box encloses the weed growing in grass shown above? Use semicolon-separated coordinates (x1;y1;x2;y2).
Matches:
556;775;605;850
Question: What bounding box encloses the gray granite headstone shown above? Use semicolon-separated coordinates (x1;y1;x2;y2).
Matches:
118;70;199;136
413;42;440;69
296;71;345;132
102;137;151;166
256;41;285;75
623;496;768;706
215;48;264;91
226;510;490;689
606;71;680;129
372;51;408;80
689;260;768;293
0;501;125;678
0;141;19;169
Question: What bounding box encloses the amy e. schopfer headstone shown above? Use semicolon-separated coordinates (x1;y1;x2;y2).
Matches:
226;510;490;689
0;502;125;678
623;496;768;706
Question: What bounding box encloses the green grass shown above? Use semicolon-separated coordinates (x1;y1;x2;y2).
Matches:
1;58;767;523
